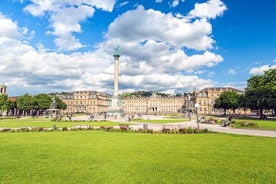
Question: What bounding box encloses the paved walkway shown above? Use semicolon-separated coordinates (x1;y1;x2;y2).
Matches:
67;115;276;138
104;115;276;138
168;121;276;138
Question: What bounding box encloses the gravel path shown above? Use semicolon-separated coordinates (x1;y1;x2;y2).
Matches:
66;115;276;138
106;116;276;138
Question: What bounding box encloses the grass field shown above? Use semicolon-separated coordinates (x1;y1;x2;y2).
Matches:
232;118;276;130
203;116;276;131
0;131;275;184
0;117;122;128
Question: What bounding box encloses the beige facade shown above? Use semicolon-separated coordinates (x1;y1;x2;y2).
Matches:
60;87;247;115
61;91;111;114
121;94;186;115
193;87;244;114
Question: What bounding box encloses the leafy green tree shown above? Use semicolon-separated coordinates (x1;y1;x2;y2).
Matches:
34;94;52;109
215;91;241;115
34;93;52;115
7;99;17;116
0;94;8;115
53;95;67;110
237;94;248;116
263;69;276;116
16;94;37;116
245;68;276;118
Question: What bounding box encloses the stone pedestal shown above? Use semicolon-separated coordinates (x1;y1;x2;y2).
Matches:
107;96;124;116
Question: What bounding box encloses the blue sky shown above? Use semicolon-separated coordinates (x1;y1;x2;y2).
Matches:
0;0;275;96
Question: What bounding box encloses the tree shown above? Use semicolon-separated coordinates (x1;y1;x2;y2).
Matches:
53;95;67;110
263;69;276;116
0;94;8;115
7;99;17;116
237;94;248;116
16;94;37;116
215;91;241;115
245;68;276;118
34;94;52;115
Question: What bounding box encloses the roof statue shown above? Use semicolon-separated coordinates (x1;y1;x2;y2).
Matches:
114;45;120;55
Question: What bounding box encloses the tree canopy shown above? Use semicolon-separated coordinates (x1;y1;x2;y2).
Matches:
214;91;241;115
245;68;276;117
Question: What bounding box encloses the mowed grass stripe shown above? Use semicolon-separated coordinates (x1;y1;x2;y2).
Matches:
0;131;275;183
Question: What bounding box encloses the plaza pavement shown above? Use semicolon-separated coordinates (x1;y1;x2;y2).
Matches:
103;115;276;138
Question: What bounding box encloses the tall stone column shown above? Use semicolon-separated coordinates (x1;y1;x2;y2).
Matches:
113;54;120;97
107;45;124;116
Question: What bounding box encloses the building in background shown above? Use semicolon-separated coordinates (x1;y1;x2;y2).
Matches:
61;91;111;115
192;87;244;114
0;83;7;95
121;93;187;115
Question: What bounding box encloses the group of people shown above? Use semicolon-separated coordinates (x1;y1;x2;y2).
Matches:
222;115;233;127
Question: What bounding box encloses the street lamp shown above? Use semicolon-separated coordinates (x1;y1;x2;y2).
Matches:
194;103;199;129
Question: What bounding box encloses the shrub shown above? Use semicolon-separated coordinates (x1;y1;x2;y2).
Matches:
137;128;144;133
19;127;29;132
162;128;170;134
100;126;106;130
87;127;93;130
248;122;257;127
146;129;154;134
193;128;201;134
241;122;249;126
1;128;12;132
178;128;186;134
105;126;114;132
119;124;129;132
186;127;193;134
120;127;128;132
62;127;68;131
34;127;45;132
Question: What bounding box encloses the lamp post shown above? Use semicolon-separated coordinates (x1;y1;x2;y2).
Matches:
194;103;199;129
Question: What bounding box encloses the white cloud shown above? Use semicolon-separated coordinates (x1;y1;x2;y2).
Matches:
171;0;179;7
0;13;21;40
23;0;116;51
228;69;236;75
249;65;276;75
1;1;227;95
119;1;129;7
107;6;214;51
0;13;112;94
189;0;227;19
170;0;185;8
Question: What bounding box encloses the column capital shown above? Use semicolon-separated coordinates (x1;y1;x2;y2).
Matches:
113;54;120;59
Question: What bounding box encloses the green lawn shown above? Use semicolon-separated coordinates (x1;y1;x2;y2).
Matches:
0;131;275;184
202;116;276;131
232;118;276;130
0;117;121;128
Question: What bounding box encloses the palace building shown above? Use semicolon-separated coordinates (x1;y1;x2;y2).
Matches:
59;87;245;115
192;87;244;114
121;93;186;115
60;91;111;115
